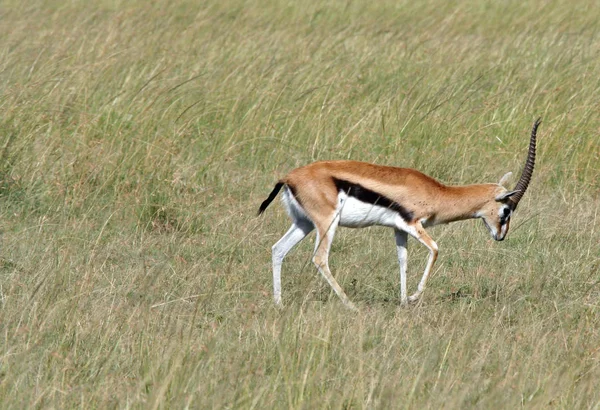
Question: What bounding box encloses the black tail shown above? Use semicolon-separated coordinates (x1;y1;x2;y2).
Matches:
258;182;284;215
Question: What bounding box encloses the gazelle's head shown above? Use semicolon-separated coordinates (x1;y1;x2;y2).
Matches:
479;118;540;241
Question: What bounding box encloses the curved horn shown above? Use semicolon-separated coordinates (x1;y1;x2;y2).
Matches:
509;118;541;209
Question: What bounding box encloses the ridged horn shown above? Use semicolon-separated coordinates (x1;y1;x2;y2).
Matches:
509;118;541;209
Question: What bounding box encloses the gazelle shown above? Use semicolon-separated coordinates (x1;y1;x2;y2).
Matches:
259;119;540;310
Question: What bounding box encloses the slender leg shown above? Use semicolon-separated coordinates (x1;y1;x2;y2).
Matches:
394;229;409;305
312;215;357;311
405;223;438;303
272;221;314;306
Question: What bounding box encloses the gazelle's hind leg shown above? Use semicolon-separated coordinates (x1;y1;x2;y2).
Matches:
312;214;357;311
272;220;314;306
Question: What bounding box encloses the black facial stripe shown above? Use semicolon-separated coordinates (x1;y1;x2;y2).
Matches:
333;178;414;222
499;207;511;225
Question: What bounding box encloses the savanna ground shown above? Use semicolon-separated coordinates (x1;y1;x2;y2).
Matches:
1;0;599;408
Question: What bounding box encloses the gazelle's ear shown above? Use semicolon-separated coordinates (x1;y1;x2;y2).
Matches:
495;190;520;202
498;172;512;187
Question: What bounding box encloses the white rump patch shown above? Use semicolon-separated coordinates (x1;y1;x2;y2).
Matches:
281;187;313;228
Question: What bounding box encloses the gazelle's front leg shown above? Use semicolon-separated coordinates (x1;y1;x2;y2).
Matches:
394;229;408;305
407;222;438;302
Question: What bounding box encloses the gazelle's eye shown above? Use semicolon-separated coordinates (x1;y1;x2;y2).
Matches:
502;208;510;217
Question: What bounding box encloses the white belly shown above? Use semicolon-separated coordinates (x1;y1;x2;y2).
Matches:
337;193;398;228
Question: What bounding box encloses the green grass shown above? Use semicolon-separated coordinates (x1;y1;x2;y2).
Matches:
1;0;599;408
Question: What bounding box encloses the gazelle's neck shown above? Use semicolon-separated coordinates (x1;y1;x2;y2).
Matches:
429;184;495;225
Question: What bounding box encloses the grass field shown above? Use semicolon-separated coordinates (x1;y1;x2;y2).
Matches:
1;0;599;408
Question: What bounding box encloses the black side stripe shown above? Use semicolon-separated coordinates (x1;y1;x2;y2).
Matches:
333;178;414;222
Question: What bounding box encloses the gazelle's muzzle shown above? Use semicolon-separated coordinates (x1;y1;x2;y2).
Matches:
483;219;506;241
